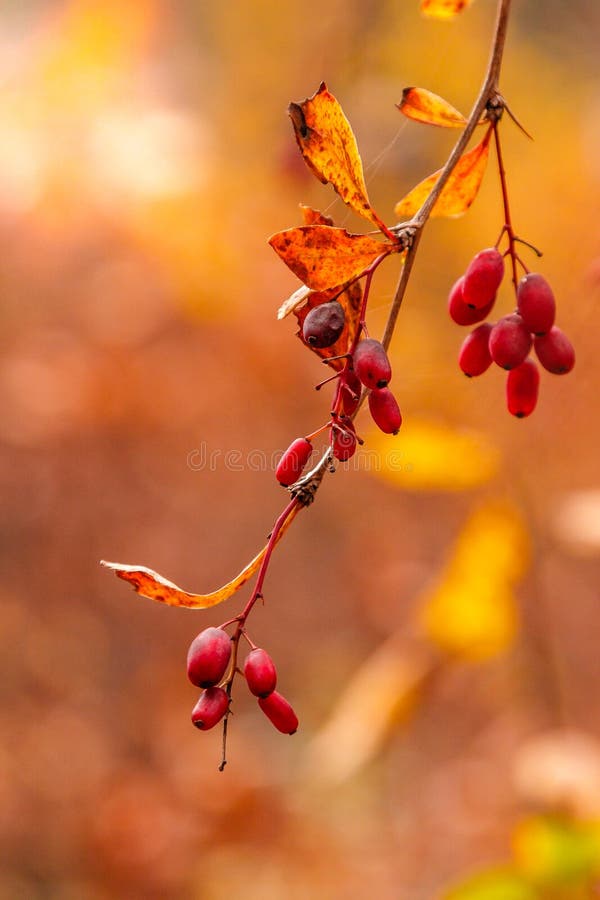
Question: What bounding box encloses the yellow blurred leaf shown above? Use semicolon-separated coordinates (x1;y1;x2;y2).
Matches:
421;0;475;19
366;418;500;492
288;82;391;235
443;868;538;900
398;87;467;127
420;501;529;660
395;127;492;219
513;816;600;887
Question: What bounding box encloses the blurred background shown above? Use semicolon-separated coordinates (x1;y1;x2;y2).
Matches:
0;1;599;898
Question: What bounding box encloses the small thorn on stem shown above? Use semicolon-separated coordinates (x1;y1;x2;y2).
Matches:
315;371;341;391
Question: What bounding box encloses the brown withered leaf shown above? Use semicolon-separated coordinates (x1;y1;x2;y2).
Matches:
288;82;390;235
421;0;475;18
269;225;390;292
294;280;363;370
398;87;467;127
394;127;492;219
101;504;300;609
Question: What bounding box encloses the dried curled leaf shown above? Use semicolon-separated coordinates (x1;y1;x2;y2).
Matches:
398;87;467;127
294;280;363;369
394;127;492;219
421;0;475;19
269;225;390;292
101;505;300;609
288;82;389;234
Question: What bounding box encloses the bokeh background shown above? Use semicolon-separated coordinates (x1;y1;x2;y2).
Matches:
1;1;599;898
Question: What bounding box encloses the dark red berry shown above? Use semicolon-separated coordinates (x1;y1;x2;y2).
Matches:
340;368;362;416
191;687;229;730
258;691;298;734
517;273;556;335
462;248;504;309
275;437;312;486
353;338;392;389
368;387;402;435
448;275;495;325
458;323;493;377
534;327;575;374
506;358;540;418
187;627;231;688
244;648;277;698
332;427;357;461
489;313;532;370
302;300;345;348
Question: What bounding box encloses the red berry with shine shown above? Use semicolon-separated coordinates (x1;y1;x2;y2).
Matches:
244;648;277;698
187;627;231;688
517;273;556;335
458;323;493;377
340;368;362;416
258;691;299;734
353;338;392;389
462;248;504;309
489;313;532;370
332;427;357;461
191;687;229;730
506;358;540;418
302;300;345;348
368;387;402;435
534;327;575;374
448;276;495;326
276;437;312;486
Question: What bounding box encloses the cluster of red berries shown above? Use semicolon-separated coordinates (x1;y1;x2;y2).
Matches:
187;626;298;735
449;248;575;417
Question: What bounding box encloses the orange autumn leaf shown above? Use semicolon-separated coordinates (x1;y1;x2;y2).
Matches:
288;83;390;235
394;128;492;219
398;87;467;128
421;0;475;19
269;225;391;292
101;505;300;609
294;280;363;370
299;204;334;227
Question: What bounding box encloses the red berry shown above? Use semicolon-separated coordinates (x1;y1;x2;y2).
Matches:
489;313;532;370
244;648;277;698
517;273;556;335
368;387;402;434
187;627;231;688
340;368;362;416
275;437;312;486
448;275;495;325
332;426;357;461
191;687;229;730
534;327;575;374
353;338;392;389
303;300;345;348
462;248;504;309
458;323;493;377
506;358;540;418
258;691;299;734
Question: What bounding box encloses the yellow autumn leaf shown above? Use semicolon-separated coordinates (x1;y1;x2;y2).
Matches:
421;0;475;19
398;87;467;128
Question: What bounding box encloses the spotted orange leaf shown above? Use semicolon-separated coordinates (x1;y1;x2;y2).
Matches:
101;505;300;609
398;87;467;128
421;0;475;18
269;225;391;292
294;280;363;370
288;83;391;236
394;127;492;219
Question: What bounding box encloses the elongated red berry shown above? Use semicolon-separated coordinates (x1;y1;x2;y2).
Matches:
244;648;277;698
258;691;298;734
534;327;575;374
506;358;540;418
303;300;345;348
191;687;229;730
458;323;493;377
448;275;495;325
368;387;402;434
340;368;362;416
489;313;532;370
462;248;504;309
276;437;312;486
517;273;556;335
353;338;392;389
187;627;231;688
332;427;357;461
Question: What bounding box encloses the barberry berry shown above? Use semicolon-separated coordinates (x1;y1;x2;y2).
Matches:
448;275;495;325
191;687;229;730
517;273;556;335
462;248;504;309
276;437;312;486
187;627;231;688
332;426;357;461
534;326;575;374
244;648;278;697
489;313;532;370
258;691;299;734
340;368;362;416
458;322;493;377
353;338;392;389
368;387;402;434
506;358;540;418
303;300;346;348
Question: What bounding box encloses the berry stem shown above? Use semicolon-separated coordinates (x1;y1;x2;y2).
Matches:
492;121;520;293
